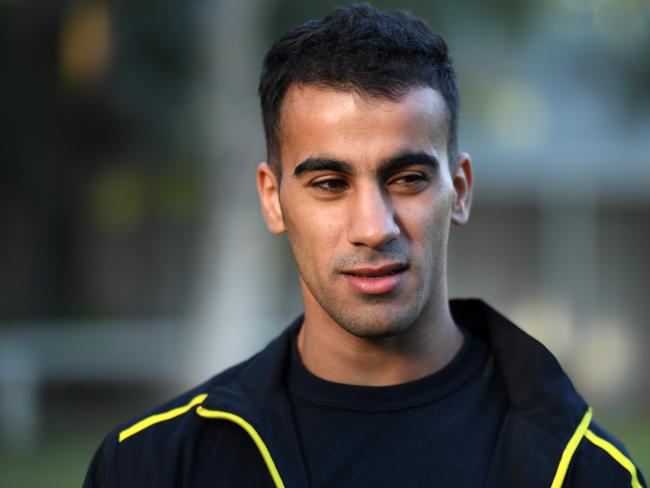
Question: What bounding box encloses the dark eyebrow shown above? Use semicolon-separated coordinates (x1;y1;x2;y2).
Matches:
291;151;439;178
379;152;440;176
292;157;355;178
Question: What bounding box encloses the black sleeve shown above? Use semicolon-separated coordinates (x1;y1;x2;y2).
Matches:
567;422;646;487
83;434;119;488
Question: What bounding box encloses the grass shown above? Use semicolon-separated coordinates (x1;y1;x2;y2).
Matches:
0;435;100;488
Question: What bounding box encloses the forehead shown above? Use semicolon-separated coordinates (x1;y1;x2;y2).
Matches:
277;84;450;170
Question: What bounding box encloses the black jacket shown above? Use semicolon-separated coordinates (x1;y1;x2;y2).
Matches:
84;299;646;487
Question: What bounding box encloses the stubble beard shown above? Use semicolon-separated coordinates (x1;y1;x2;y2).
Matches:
291;215;450;340
328;298;425;339
321;236;450;339
306;263;438;340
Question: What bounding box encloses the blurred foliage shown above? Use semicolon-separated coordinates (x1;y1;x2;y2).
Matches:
266;0;650;115
87;159;202;233
265;0;537;43
0;0;206;320
89;164;148;232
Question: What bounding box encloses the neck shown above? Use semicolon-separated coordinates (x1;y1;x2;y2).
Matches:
296;296;463;386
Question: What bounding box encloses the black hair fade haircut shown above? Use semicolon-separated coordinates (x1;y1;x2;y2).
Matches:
258;3;460;176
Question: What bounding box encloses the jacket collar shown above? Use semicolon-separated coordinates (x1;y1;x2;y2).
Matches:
450;299;588;439
450;299;589;487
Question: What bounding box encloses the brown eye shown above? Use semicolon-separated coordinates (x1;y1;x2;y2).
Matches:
312;178;348;193
389;173;428;188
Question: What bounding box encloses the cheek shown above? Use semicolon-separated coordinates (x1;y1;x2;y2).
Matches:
393;192;454;267
396;190;452;234
282;202;344;275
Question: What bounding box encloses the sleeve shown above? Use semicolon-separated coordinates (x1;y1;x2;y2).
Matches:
83;434;120;488
567;421;646;487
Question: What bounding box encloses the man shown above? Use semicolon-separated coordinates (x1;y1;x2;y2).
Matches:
84;4;645;487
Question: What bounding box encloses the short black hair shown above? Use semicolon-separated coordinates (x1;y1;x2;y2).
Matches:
258;3;460;174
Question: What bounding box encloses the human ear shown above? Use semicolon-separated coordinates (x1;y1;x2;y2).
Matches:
256;162;286;234
450;153;473;225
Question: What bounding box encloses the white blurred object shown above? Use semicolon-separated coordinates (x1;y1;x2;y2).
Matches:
510;295;576;360
572;315;640;406
0;341;39;451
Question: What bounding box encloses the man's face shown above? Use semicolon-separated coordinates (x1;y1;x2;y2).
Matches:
257;84;472;338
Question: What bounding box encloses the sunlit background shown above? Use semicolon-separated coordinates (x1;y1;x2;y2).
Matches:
1;0;649;486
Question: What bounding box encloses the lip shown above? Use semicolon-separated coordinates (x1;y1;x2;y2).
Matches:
341;262;408;295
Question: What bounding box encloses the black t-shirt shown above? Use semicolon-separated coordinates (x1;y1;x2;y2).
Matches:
287;325;509;487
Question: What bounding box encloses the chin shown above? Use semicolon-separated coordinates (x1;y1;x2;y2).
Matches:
331;308;419;339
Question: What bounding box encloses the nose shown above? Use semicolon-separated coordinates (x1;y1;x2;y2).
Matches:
346;184;400;249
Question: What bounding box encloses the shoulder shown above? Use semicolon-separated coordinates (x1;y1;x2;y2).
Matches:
117;355;255;440
83;358;256;488
83;319;301;487
568;420;646;488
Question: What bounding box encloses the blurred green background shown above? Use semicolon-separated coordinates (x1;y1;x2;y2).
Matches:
1;0;649;486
